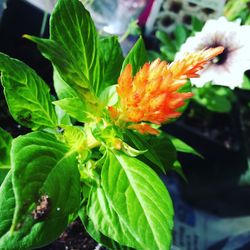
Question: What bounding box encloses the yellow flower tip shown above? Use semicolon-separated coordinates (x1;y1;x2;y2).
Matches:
128;123;160;135
203;46;224;60
171;46;225;79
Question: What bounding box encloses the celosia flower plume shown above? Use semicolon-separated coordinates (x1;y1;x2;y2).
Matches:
109;47;223;134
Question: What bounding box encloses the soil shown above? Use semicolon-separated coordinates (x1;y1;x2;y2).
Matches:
39;219;102;250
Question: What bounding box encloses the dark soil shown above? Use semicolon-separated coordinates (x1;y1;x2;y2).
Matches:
38;220;101;250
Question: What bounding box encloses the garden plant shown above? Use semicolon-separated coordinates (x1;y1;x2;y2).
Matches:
0;0;223;249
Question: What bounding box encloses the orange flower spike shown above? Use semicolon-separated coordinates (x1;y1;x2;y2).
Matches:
109;47;224;134
116;64;133;101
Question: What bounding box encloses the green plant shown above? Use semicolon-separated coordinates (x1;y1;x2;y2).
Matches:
0;0;222;249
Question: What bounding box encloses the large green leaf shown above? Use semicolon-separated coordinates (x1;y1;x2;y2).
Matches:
0;127;12;169
80;199;133;250
0;53;57;130
0;132;81;249
98;151;173;250
50;0;101;96
99;36;124;94
0;172;15;238
121;37;148;75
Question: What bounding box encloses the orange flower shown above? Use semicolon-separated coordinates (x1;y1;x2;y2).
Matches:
109;47;224;134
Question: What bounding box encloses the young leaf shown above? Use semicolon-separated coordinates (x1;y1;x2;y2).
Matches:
55;106;72;126
99;36;124;94
0;53;57;130
99;84;118;107
0;132;81;249
0;127;12;169
50;0;102;96
168;134;203;158
53;97;100;123
121;37;148;75
172;161;188;182
100;151;174;250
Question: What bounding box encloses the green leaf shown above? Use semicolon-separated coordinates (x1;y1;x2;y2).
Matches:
99;36;124;94
0;127;12;168
121;37;148;75
24;36;98;107
50;0;101;96
125;130;165;173
172;161;187;182
0;172;15;238
55;105;72;126
80;201;133;250
99;84;118;107
191;16;204;32
148;50;162;61
174;24;187;48
168;134;202;158
156;31;176;52
193;85;233;113
53;68;77;100
99;151;174;250
0;53;57;130
53;97;99;123
146;133;177;171
0;132;81;249
0;169;9;185
242;74;250;90
160;46;176;62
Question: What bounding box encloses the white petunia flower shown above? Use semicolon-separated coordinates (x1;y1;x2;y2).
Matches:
175;17;250;89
